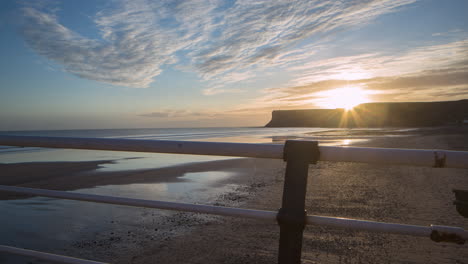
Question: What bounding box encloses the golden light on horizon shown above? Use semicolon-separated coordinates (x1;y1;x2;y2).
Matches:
315;86;371;110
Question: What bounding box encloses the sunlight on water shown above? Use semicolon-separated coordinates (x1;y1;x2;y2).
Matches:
78;171;236;201
0;170;238;263
0;126;407;263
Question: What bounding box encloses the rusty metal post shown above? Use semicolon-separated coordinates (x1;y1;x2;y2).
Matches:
277;140;320;264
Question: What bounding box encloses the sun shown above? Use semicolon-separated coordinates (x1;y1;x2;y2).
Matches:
316;86;370;110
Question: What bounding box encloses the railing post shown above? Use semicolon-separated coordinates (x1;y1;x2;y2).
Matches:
277;140;319;264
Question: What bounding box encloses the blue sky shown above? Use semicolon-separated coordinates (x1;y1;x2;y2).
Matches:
0;0;467;130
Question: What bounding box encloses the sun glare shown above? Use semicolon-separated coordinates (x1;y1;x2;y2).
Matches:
316;86;370;110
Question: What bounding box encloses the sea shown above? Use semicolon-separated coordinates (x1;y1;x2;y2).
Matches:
0;126;377;171
0;126;384;263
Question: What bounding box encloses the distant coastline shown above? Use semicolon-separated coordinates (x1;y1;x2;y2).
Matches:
266;99;468;128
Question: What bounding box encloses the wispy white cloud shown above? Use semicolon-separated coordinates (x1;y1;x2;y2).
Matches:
288;39;468;86
140;109;211;118
21;0;184;87
202;86;245;96
139;107;253;120
140;36;468;120
138;107;269;128
20;0;417;90
432;28;465;38
236;39;468;110
139;36;468;122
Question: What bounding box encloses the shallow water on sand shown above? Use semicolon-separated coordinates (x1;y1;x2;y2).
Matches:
0;170;237;261
0;127;411;263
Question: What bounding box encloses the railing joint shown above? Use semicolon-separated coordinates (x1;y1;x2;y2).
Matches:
430;225;466;245
283;140;320;164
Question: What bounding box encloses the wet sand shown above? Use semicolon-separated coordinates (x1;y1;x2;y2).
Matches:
112;129;467;264
1;127;468;263
0;158;256;200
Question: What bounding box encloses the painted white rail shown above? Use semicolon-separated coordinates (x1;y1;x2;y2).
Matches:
0;245;107;264
1;185;467;241
0;135;467;168
1;135;467;263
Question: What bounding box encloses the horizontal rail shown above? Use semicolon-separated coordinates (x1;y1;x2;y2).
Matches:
0;135;282;158
1;185;467;242
0;185;276;221
0;245;107;264
0;135;467;168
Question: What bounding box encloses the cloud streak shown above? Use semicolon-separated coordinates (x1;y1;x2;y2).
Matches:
288;40;468;85
139;109;212;119
237;40;468;111
20;0;417;89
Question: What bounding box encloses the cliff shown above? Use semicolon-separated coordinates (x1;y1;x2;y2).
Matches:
265;99;468;128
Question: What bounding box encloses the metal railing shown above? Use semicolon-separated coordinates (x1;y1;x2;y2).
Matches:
0;245;108;264
0;135;467;263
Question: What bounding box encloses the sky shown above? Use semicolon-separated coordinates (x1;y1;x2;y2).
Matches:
0;0;467;130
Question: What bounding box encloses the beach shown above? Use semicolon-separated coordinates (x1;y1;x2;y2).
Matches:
3;0;468;263
1;127;467;263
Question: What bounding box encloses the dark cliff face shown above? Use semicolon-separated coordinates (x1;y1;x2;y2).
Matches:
265;99;468;128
